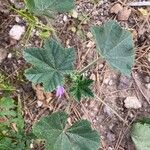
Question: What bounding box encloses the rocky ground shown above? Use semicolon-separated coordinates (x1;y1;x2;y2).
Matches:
0;0;150;150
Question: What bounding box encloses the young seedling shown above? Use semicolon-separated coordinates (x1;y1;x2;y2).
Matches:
0;97;33;150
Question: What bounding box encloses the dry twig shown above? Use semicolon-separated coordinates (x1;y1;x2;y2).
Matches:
128;1;150;7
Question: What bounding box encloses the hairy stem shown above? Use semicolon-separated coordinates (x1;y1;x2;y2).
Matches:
10;6;54;32
78;57;103;74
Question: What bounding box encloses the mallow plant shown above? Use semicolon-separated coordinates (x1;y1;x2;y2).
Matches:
24;20;135;101
4;0;137;150
131;118;150;150
23;20;135;150
0;97;34;150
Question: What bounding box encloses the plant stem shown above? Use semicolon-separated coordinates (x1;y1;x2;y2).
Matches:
78;57;102;74
10;6;54;32
45;17;61;43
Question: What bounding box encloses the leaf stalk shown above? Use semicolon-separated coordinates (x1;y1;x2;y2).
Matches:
78;57;102;74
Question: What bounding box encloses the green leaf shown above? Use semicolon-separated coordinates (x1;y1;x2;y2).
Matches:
0;97;22;130
0;97;16;123
0;134;32;150
24;0;35;12
33;111;100;150
25;0;74;17
0;137;16;150
14;99;24;130
23;39;75;92
0;97;24;129
91;20;135;76
39;31;51;39
0;73;15;92
0;97;31;150
131;120;150;150
70;75;94;102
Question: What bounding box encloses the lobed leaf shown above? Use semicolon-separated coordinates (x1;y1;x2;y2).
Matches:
0;97;17;124
33;111;100;150
91;20;135;76
0;138;16;150
23;39;75;92
131;119;150;150
25;0;74;17
70;75;94;102
0;97;31;150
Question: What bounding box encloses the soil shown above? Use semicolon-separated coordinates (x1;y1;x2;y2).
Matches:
0;0;150;150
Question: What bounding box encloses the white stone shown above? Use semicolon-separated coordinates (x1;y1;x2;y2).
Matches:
144;76;150;83
7;53;12;59
71;10;78;18
15;16;21;23
124;96;142;109
103;78;110;84
146;83;150;89
35;30;39;36
108;147;113;150
63;15;68;22
30;143;34;149
108;80;114;86
10;0;15;3
99;64;104;69
37;101;43;107
9;25;25;40
90;73;96;81
86;41;95;48
86;32;93;39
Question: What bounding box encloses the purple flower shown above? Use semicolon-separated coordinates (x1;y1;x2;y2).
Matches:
56;86;65;98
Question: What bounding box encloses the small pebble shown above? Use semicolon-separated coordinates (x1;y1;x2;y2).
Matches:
144;76;150;83
10;0;15;3
110;3;123;14
35;30;39;36
93;119;97;123
71;10;78;18
90;73;96;81
103;78;110;84
63;15;68;22
37;101;43;107
86;41;95;48
9;25;25;40
67;117;72;125
7;53;12;59
30;143;34;149
124;96;142;109
108;80;114;86
107;132;116;142
86;32;93;39
108;147;113;150
129;112;134;118
99;64;104;69
146;83;150;89
15;16;21;23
